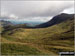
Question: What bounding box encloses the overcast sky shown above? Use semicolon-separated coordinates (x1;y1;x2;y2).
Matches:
1;1;74;22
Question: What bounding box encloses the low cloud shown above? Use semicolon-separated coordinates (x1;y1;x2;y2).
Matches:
1;1;74;21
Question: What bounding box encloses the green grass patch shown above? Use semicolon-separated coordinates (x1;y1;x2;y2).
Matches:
1;43;42;55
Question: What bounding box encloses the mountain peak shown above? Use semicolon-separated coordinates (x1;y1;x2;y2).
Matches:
36;13;74;28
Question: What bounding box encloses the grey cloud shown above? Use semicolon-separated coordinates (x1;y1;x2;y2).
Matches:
1;1;74;18
1;0;74;1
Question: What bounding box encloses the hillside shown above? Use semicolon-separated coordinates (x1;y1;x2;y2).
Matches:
1;14;74;55
0;20;13;27
36;13;74;28
0;20;33;34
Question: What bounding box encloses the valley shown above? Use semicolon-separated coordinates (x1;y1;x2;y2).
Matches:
0;13;74;55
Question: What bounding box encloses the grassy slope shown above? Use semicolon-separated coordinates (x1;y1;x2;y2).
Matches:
1;43;42;55
1;18;74;55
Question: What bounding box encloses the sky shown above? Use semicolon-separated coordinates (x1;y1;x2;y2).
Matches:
0;0;74;22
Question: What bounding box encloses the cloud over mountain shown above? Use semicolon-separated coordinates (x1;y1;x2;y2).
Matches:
1;1;74;21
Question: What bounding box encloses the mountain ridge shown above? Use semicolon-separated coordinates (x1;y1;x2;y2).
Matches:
36;13;74;28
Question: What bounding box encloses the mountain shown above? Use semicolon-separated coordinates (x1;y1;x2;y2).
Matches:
36;13;74;28
1;13;74;55
0;20;34;32
0;20;14;33
0;20;13;27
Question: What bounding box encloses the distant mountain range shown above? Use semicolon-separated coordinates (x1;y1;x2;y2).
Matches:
0;20;13;27
0;13;74;29
36;13;74;28
0;20;28;31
